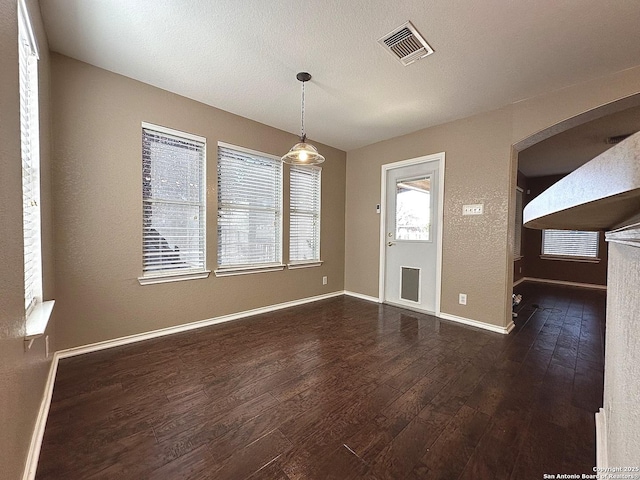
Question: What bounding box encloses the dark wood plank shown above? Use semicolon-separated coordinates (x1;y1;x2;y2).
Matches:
37;283;606;480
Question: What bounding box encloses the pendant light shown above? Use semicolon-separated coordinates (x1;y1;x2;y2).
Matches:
282;72;325;165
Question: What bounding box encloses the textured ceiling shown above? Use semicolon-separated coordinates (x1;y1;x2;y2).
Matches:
40;0;640;152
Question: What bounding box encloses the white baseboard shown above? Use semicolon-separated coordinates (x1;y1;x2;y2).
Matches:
520;277;607;290
57;291;344;359
343;290;381;303
22;288;517;477
513;277;526;287
438;312;513;335
23;290;346;478
595;408;608;469
343;292;513;335
22;352;60;480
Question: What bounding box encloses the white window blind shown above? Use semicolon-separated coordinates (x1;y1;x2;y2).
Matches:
19;2;42;313
515;188;523;257
542;230;599;258
142;125;206;278
290;165;321;262
217;145;282;268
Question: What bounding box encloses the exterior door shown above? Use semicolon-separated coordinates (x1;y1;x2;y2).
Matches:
383;158;440;313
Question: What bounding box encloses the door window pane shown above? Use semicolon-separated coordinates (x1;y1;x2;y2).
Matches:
395;176;431;240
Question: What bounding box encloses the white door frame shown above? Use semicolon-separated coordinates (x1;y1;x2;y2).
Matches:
378;152;445;316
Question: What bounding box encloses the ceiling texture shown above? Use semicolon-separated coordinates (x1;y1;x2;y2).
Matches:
40;0;640;152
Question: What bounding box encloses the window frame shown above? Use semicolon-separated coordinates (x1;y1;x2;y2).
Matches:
541;229;600;263
215;142;284;277
19;0;41;314
138;122;209;285
288;164;322;269
19;0;55;341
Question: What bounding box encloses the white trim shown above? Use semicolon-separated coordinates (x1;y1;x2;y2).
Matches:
344;290;513;335
56;291;343;359
379;152;445;314
520;277;607;290
595;408;608;469
138;271;211;285
141;121;206;144
18;0;39;58
605;223;640;248
287;261;323;270
214;264;286;277
539;254;600;263
513;277;526;287
385;300;435;316
438;312;514;335
217;141;281;162
22;288;511;478
23;290;345;478
22;353;59;480
344;290;382;303
25;300;55;340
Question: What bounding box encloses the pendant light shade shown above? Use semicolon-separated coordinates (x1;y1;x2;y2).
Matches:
282;72;325;165
282;142;324;165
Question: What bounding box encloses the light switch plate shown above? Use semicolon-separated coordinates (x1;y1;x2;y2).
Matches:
462;204;484;215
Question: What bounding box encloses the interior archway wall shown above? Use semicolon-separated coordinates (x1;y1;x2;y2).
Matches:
504;86;640;326
346;65;640;331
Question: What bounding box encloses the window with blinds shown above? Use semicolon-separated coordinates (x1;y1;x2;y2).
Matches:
542;230;599;259
290;165;321;263
217;144;282;269
19;2;42;313
514;188;523;258
141;124;206;279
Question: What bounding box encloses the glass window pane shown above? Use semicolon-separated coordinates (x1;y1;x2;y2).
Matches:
395;176;431;241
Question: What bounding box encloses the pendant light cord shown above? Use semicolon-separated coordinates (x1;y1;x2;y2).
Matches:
300;80;306;142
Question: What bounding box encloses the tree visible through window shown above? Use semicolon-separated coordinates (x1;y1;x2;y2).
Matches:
141;124;206;279
395;177;431;241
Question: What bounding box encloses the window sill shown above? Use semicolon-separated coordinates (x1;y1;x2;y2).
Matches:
214;264;286;277
539;255;600;264
288;261;323;270
138;270;211;285
25;300;55;349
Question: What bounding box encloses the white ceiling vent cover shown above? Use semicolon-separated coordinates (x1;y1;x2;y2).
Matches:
378;22;434;66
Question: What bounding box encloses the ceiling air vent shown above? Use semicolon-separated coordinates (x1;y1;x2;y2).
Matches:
605;134;633;145
378;21;434;66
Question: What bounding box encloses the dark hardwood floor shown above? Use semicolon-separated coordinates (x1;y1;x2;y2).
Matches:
37;283;606;479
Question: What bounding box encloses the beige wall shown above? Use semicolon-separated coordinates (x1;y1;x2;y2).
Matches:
0;1;55;478
346;108;513;326
50;54;346;350
345;65;640;329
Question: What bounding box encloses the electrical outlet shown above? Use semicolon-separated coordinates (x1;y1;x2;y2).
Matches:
519;267;522;273
462;204;484;215
459;293;467;305
322;276;328;285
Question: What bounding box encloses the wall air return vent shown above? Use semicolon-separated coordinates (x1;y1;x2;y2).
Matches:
378;21;434;66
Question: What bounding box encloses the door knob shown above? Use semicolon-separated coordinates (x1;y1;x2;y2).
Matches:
388;242;396;246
